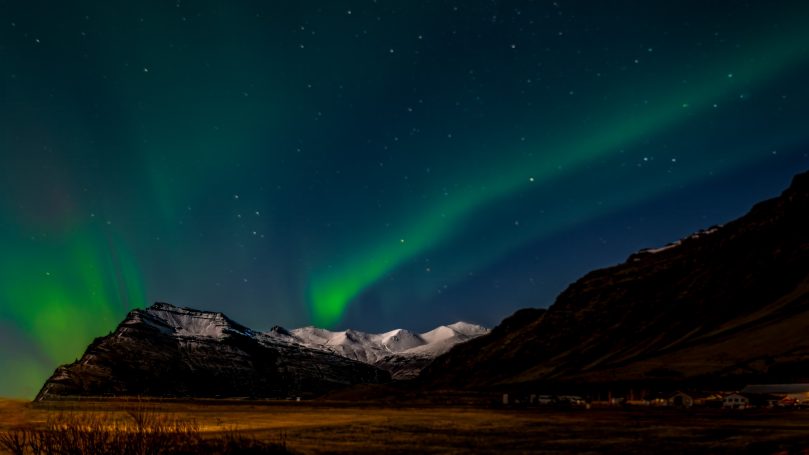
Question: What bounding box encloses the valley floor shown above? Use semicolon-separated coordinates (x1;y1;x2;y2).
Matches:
2;398;809;454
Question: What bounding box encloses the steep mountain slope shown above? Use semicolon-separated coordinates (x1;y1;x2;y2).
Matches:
36;304;389;401
421;170;809;390
267;321;489;379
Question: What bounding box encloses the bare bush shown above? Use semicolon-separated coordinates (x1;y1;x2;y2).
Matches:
0;407;290;454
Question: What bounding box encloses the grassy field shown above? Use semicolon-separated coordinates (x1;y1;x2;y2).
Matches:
2;399;809;454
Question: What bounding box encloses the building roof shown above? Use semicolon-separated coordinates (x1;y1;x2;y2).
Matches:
742;384;809;394
723;393;749;399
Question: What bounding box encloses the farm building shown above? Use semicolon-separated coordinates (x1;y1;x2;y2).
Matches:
723;393;751;409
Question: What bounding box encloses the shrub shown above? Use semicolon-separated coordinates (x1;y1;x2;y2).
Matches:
0;407;291;454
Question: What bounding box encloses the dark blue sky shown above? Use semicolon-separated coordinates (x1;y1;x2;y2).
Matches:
2;0;809;397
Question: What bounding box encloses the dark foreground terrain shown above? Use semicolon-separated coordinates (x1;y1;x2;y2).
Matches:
2;399;809;454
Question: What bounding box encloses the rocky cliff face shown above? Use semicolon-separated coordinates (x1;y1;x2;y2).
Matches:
421;170;809;390
36;303;389;400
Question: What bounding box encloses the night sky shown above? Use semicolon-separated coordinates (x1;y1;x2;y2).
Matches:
2;1;809;398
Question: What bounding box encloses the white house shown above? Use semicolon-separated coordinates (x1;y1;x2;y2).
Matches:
723;393;750;409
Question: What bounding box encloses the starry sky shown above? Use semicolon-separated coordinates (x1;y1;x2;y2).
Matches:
2;1;809;398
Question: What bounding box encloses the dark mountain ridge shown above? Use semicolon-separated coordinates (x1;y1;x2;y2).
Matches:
420;170;809;391
36;303;487;400
36;303;389;401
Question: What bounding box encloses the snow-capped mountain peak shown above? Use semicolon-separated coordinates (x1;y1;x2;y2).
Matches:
380;329;423;352
138;302;252;339
125;303;488;381
268;320;489;378
446;321;490;336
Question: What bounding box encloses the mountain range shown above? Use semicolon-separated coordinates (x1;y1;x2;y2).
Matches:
36;303;486;400
268;321;488;379
38;169;809;400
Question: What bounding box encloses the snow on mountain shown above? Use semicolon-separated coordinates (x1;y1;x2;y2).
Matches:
271;321;489;378
141;302;253;338
402;322;489;357
37;303;389;401
130;303;489;381
39;301;488;401
380;329;425;352
631;226;723;259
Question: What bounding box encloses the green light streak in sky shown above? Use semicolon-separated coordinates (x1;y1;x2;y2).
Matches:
308;18;809;327
0;225;144;398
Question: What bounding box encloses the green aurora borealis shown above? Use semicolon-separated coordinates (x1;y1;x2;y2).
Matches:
2;1;809;397
309;16;809;326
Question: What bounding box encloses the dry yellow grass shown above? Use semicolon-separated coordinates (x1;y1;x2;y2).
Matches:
3;398;809;454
